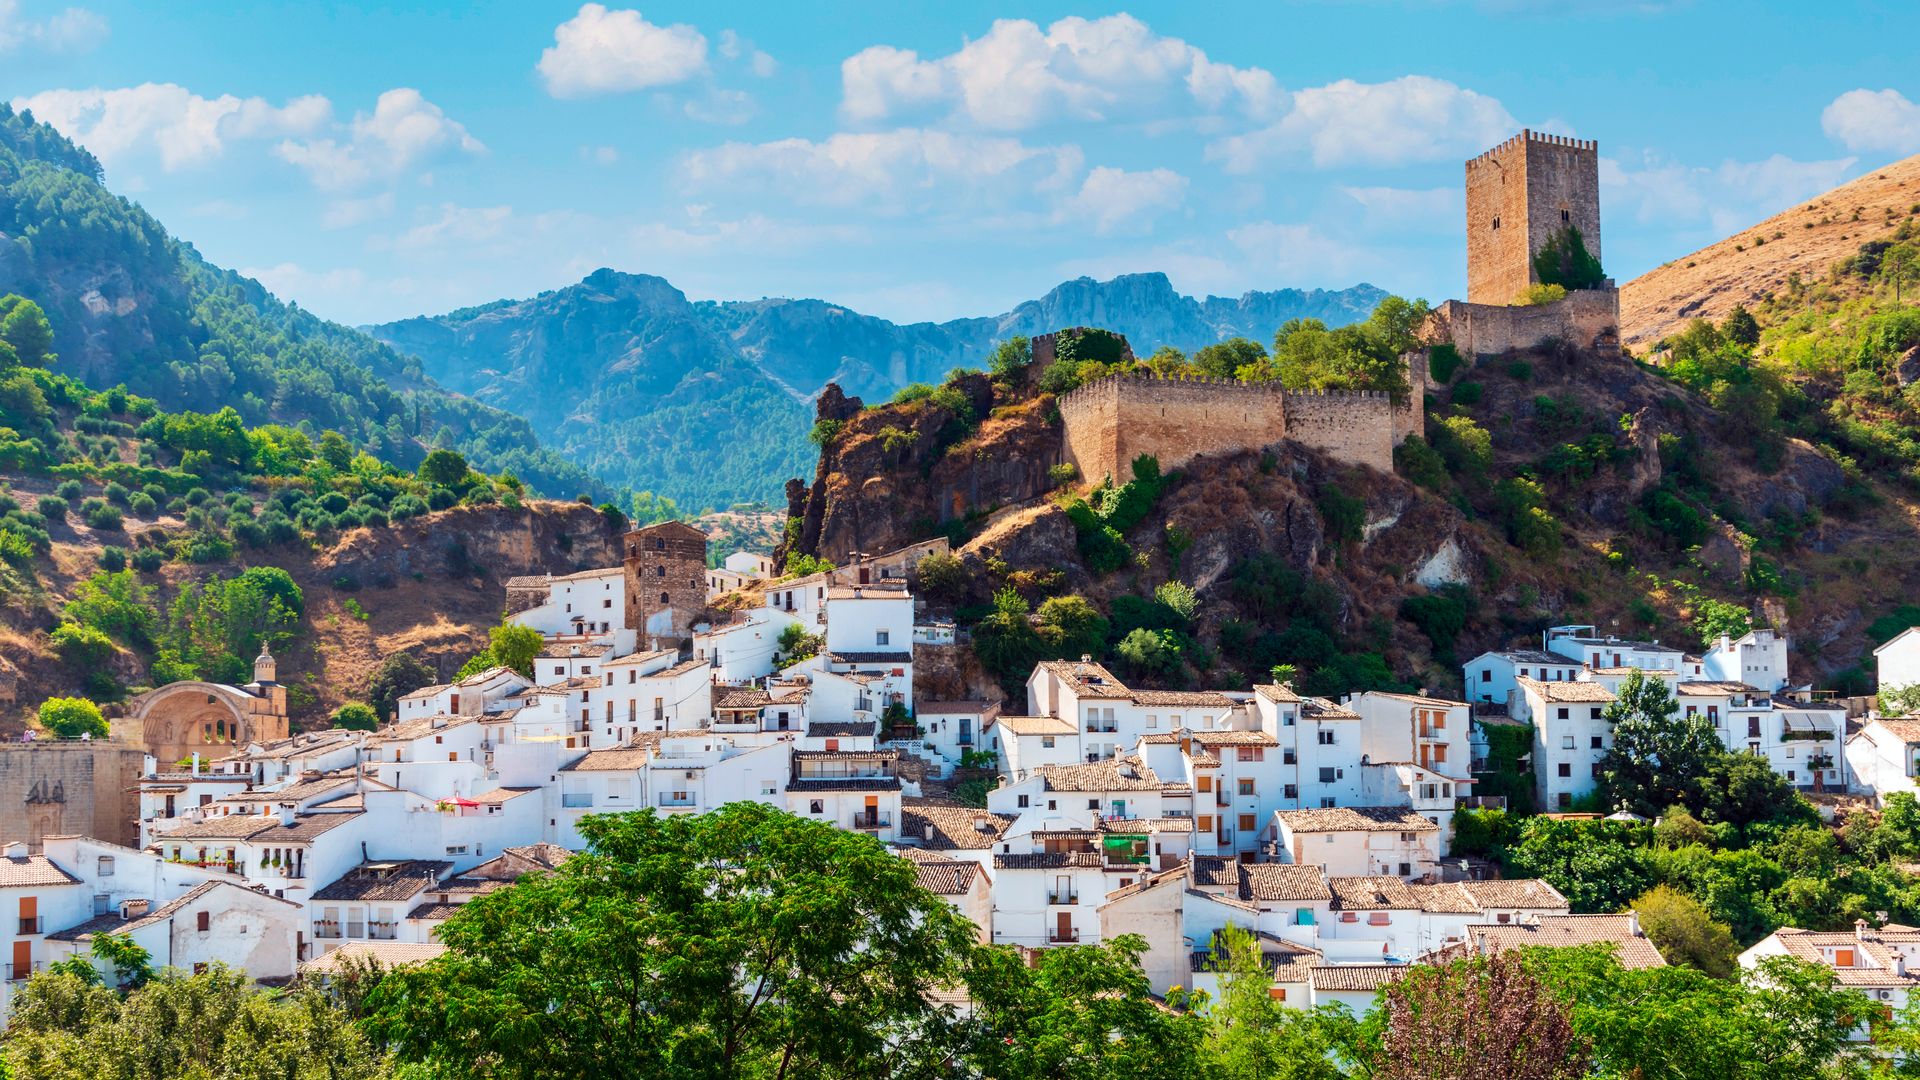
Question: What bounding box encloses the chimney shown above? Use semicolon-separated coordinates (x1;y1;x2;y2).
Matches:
1;841;26;859
118;898;150;920
276;802;295;827
1626;910;1642;937
1857;918;1872;941
190;752;200;774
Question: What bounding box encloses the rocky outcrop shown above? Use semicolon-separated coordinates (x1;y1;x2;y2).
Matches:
315;502;622;587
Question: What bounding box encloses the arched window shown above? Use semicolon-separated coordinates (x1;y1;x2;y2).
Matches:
1491;216;1500;230
1561;208;1570;223
659;592;670;604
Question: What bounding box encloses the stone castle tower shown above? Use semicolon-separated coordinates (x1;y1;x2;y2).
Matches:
622;520;709;645
1464;130;1602;305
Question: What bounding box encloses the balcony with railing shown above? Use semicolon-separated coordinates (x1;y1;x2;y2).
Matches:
313;921;342;940
1047;928;1080;944
1047;889;1079;905
560;793;594;809
849;813;893;831
6;961;43;982
17;916;43;935
367;921;398;941
657;794;699;809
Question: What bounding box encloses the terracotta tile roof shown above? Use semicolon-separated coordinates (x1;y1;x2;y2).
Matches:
537;641;612;658
1238;863;1333;902
900;801;1015;850
1516;677;1616;703
214;729;362;761
369;714;477;744
406;901;467;921
1767;928;1920;988
560;747;655;771
1253;683;1301;703
825;651;913;664
1873;720;1920;744
48;880;296;941
1034;660;1131;699
905;852;980;895
1190;730;1280;747
220;776;355;804
1191;938;1323;973
312;860;452;902
1355;691;1470;708
467;843;574;879
0;853;81;889
1310;965;1413;991
995;715;1078;737
1300;697;1361;720
159;815;279;840
1129;690;1235;708
469;786;539;804
601;648;676;668
806;720;876;738
1188;855;1239;888
1037;758;1166;792
1274;806;1439;833
1100;865;1186;904
788;777;902;792
993;851;1103;870
1328;876;1420;910
399;683;451;701
917;700;992;715
716;689;772;710
1454;879;1570;910
300;941;447;975
249;811;363;844
1466;915;1666;969
1676;681;1761;695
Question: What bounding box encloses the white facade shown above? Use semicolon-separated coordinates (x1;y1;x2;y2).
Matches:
1880;628;1920;706
507;567;626;637
1513;677;1616;811
1543;626;1686;673
1846;720;1920;805
1460;650;1582;706
693;608;800;683
1703;629;1791;693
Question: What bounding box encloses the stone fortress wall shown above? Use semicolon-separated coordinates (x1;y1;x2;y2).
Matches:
1424;287;1620;359
1057;366;1423;486
0;738;146;850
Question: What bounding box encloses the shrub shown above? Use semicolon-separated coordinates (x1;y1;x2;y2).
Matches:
1046;462;1078;486
1518;282;1568;306
37;495;67;520
55;479;82;501
915;551;967;600
1394;436;1449;491
331;702;379;731
130;547;165;573
1153;581;1198;622
50;622;114;669
1427;343;1464;384
38;696;107;738
96;546;127;572
104;481;130;504
1532;225;1607;290
1506;360;1533;381
81;498;122;530
808;418;843;447
128;492;156;517
1314;484;1366;545
1452;381;1483;406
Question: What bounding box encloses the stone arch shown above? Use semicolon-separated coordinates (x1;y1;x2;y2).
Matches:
129;682;271;766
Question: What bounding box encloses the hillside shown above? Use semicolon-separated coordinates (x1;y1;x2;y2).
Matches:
778;323;1920;704
1620;151;1920;349
0;104;606;500
366;270;1384;510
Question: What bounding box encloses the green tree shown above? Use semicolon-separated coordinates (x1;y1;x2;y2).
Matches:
1194;924;1353;1079
1504;817;1651;913
1694;752;1812;830
1598;670;1721;816
48;622;114;671
0;295;54;366
776;622;823;665
1722;304;1761;347
418;448;470;487
37;697;106;738
1631;884;1739;978
365;652;435;721
1143;345;1189;376
1533;225;1607;290
1115;627;1181;678
915;551;967;600
1371;952;1588;1080
960;935;1210;1080
988;335;1033;378
366;803;975;1078
330;702;379;731
973;587;1042;681
1882;683;1920;717
1193;337;1269;379
4;964;386;1080
458;622;545;680
1036;595;1109;660
1153;580;1198;622
61;570;155;647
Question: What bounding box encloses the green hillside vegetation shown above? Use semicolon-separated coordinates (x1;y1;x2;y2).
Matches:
0;104;606;500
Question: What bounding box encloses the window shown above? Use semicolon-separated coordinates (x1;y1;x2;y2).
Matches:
1590;707;1604;720
1198;815;1213;832
655;565;666;577
1591;736;1603;749
1238;814;1257;832
1269;987;1287;1001
876;630;890;646
1320;797;1337;809
659;592;669;604
1561;208;1571;223
1492;215;1501;230
1561;736;1574;749
93;894;110;916
1556;707;1570;720
603;598;611;608
1557;763;1572;777
1318;767;1337;783
1317;730;1335;745
196;911;210;932
1197;775;1212;793
1088;799;1099;810
1237;747;1263;762
97;856;113;877
1146;714;1158;729
809;800;824;814
1017;794;1030;808
1041;736;1055;749
1283;783;1298;799
1481;669;1492;682
1282;748;1296;765
1557;792;1572;809
1368;912;1391;926
1237;778;1255;796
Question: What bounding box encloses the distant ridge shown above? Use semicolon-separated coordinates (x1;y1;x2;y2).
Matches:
366;270;1387;509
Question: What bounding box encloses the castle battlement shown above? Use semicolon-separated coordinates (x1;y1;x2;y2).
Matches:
1466;129;1599;170
1056;363;1421;485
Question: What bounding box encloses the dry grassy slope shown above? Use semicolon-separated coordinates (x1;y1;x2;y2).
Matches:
0;499;626;734
1620;152;1920;349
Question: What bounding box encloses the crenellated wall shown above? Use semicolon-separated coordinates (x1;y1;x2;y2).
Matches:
1057;370;1419;485
1424;287;1620;359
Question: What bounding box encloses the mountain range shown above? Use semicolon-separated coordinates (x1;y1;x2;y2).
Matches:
366;271;1386;510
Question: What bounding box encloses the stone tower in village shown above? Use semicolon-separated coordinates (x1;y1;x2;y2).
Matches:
1464;130;1602;305
622;520;709;645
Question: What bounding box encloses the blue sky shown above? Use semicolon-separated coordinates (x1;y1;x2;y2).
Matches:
4;0;1918;327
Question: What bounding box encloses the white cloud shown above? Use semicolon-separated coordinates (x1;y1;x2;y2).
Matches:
13;83;328;171
1210;76;1516;172
1338;185;1460;232
1601;151;1857;236
840;14;1281;131
581;144;620;165
276;88;482;191
1821;88;1920;155
321;192;395;229
239;261;367;306
679;128;1083;212
1058;166;1188;235
0;0;107;54
718;29;775;77
537;3;708;98
682;87;755;125
377;203;516;253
